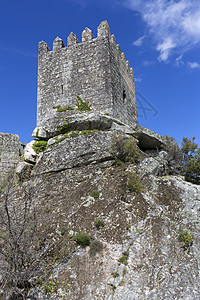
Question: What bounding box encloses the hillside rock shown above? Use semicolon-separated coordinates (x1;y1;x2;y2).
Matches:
1;128;200;300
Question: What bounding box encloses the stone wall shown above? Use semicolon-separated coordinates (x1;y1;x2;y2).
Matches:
37;21;138;127
0;133;21;181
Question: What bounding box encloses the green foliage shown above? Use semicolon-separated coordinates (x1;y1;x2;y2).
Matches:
69;131;79;138
178;228;194;248
123;267;127;276
53;105;74;112
89;240;103;256
60;226;66;236
75;233;91;247
181;137;200;184
126;171;143;192
57;118;71;135
32;140;47;154
95;219;105;229
43;278;63;294
110;134;140;163
21;153;25;161
90;189;100;198
113;159;124;166
52;130;100;147
76;95;91;111
111;271;119;278
118;250;129;265
79;129;99;135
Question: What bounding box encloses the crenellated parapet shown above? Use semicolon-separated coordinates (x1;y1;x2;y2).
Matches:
36;21;138;128
67;32;79;46
82;27;94;42
53;36;65;50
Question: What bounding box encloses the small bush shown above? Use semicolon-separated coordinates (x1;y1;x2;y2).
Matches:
89;240;103;256
123;267;127;276
126;171;143;192
181;137;200;184
95;219;105;229
90;190;100;198
57;118;71;134
60;226;66;236
75;233;91;247
110;134;140;163
32;140;47;154
113;159;124;166
112;271;119;278
118;250;129;265
76;95;91;111
68;131;79;138
54;105;74;112
178;228;194;248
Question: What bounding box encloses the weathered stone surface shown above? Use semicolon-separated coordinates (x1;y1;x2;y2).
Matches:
37;21;137;128
32;112;124;139
24;141;37;163
15;161;33;180
0;133;21;181
33;130;116;175
132;124;165;149
139;151;169;177
27;161;200;299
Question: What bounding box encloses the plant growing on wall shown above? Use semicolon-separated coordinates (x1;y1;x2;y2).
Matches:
76;96;91;111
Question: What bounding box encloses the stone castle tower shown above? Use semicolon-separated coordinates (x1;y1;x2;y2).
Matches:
37;21;138;127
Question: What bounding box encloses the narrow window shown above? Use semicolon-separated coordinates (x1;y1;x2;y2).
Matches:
123;90;126;102
61;85;64;94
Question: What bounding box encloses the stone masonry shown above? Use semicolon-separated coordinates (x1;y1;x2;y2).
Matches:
0;133;21;181
37;21;138;127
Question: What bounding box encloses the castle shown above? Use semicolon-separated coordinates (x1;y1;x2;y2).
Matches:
37;21;138;127
0;21;140;180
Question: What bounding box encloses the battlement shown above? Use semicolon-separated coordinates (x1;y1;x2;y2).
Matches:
37;21;138;127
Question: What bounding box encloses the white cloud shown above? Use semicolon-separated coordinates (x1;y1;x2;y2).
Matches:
0;46;36;58
125;0;200;61
188;62;200;69
175;54;184;66
134;76;143;82
132;35;145;47
143;60;154;67
156;38;176;61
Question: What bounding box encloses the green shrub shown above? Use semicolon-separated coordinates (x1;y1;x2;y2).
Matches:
43;278;62;294
110;134;140;163
90;189;100;198
126;171;143;192
123;267;127;276
118;250;129;265
32;140;47;154
53;105;74;112
181;137;200;184
111;271;119;278
57;118;71;134
89;240;103;256
75;233;91;247
178;228;194;248
60;226;66;236
69;131;79;138
113;159;124;166
95;219;105;229
76;95;91;111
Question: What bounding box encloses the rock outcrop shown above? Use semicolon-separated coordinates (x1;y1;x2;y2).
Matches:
1;124;198;300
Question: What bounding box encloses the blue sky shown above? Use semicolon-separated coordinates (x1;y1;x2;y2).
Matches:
0;0;200;145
